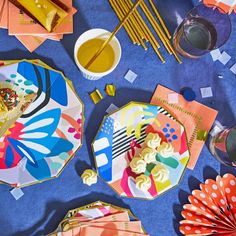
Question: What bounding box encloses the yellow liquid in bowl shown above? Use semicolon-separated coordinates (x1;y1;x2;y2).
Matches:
77;38;115;73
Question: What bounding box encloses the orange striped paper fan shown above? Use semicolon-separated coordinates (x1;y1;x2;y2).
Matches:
179;173;236;235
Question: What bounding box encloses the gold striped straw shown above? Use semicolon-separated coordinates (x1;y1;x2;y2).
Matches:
141;1;182;63
123;0;148;42
117;0;148;49
148;0;171;39
115;0;146;49
124;0;149;42
140;2;172;54
126;0;160;49
109;0;138;44
125;0;165;62
85;0;144;70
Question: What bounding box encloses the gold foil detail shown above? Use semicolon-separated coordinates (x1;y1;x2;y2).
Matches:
89;89;103;104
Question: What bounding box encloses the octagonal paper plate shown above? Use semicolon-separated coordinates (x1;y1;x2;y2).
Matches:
92;102;190;200
0;60;83;187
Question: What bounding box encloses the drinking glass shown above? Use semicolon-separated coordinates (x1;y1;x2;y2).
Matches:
209;126;236;167
173;4;231;58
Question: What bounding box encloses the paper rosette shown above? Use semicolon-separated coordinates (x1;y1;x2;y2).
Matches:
48;201;149;236
179;173;236;235
202;0;236;14
92;102;190;200
0;60;83;187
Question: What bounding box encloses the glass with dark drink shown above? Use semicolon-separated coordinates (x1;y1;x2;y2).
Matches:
173;4;231;58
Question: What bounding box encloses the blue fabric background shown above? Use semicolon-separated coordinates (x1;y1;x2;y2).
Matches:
0;0;236;235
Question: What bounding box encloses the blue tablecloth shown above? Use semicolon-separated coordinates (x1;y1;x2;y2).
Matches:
1;0;236;235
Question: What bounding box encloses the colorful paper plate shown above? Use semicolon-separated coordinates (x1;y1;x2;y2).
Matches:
0;60;83;187
92;102;190;200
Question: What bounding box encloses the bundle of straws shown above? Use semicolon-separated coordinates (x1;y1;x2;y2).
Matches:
109;0;181;64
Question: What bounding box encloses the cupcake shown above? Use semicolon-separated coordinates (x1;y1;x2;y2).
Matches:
140;147;157;164
135;174;151;191
145;132;162;149
157;142;174;158
130;157;146;174
151;163;169;183
81;169;98;186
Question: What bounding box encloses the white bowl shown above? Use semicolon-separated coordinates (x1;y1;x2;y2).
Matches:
74;28;122;80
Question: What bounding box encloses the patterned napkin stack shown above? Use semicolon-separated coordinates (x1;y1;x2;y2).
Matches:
202;0;236;14
48;201;149;236
0;0;77;52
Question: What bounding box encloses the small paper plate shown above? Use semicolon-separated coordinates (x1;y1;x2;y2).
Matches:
92;101;190;200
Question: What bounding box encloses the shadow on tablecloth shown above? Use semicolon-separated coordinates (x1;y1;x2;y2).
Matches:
12;190;128;236
0;49;58;68
61;1;89;62
153;0;194;36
